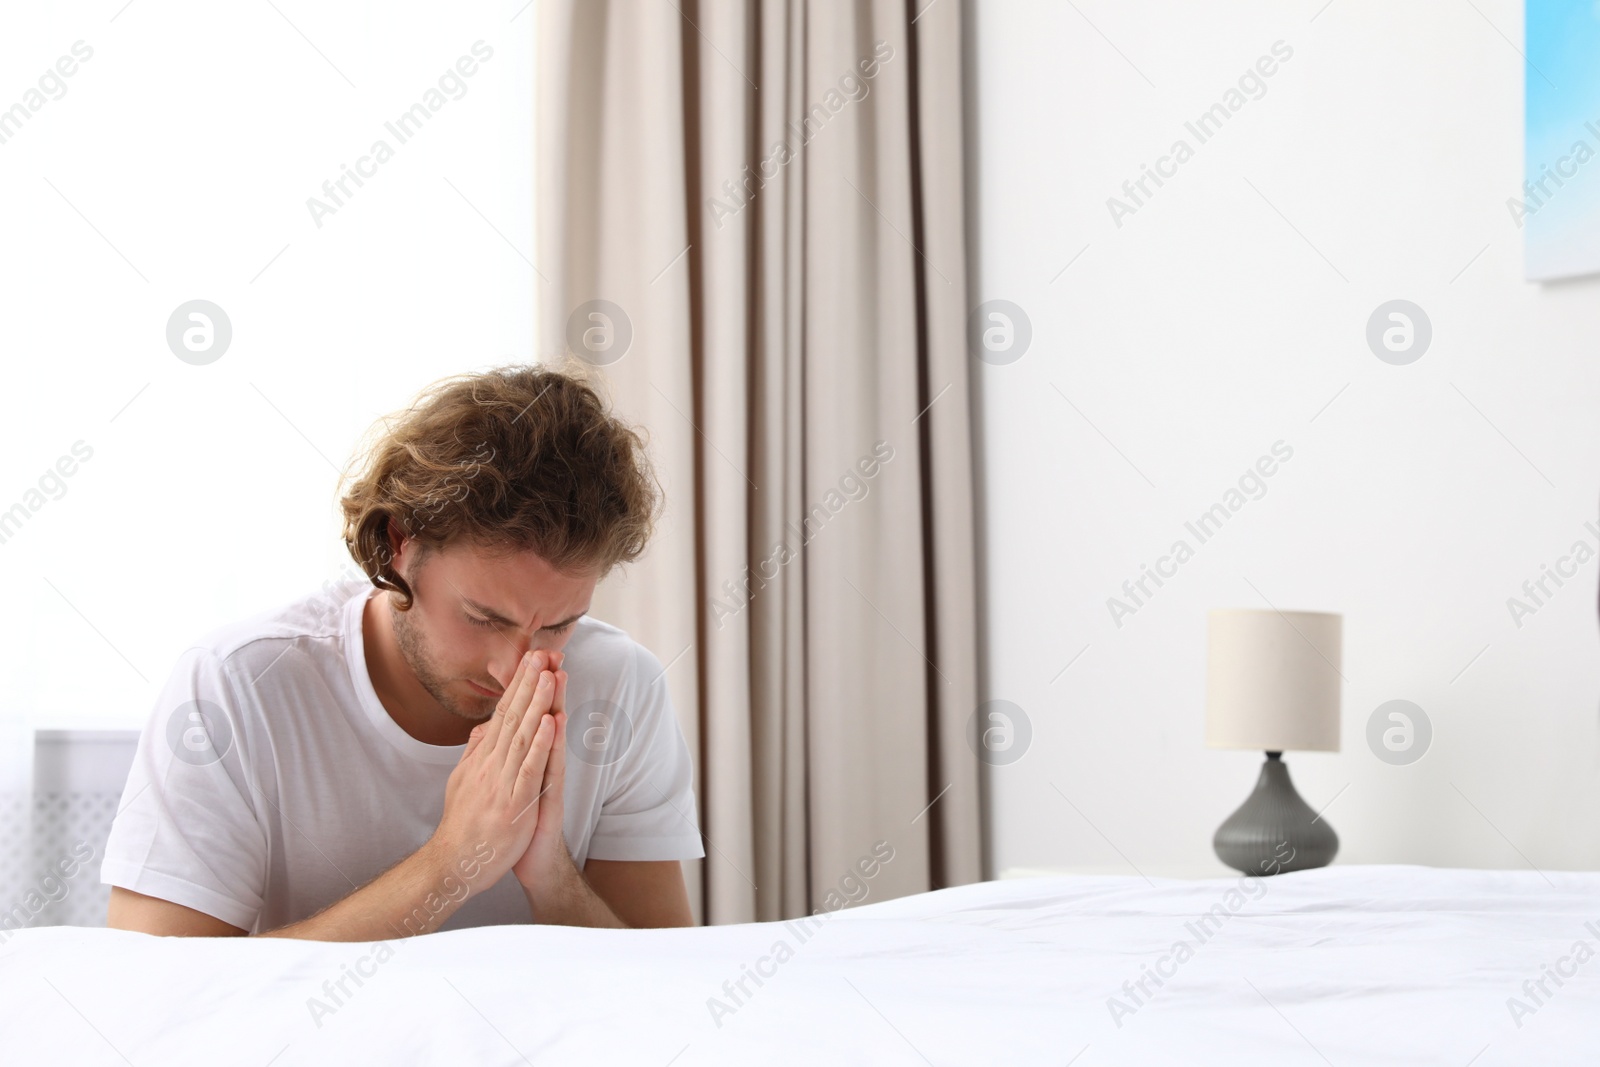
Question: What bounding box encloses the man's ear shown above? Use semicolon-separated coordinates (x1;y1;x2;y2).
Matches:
387;521;410;569
391;525;433;589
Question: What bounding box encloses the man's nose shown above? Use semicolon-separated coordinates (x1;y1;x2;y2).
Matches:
490;648;564;689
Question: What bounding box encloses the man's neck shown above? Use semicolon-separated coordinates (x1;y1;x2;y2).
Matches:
362;591;472;747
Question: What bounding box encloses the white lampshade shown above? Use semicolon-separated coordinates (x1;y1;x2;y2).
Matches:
1205;608;1342;752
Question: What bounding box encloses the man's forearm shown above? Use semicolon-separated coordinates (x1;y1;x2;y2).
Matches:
257;839;492;942
524;863;629;928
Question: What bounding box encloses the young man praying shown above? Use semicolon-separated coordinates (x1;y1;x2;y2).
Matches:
102;364;703;939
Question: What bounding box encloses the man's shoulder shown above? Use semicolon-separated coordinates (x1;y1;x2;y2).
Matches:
180;578;363;682
564;615;669;685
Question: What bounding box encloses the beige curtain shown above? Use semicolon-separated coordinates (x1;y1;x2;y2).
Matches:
537;0;980;926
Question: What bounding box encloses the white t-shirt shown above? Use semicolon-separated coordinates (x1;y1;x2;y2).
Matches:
101;578;704;933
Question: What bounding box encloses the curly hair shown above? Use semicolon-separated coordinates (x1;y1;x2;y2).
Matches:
337;361;662;610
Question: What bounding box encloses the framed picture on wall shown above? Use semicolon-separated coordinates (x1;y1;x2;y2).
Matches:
1523;0;1600;280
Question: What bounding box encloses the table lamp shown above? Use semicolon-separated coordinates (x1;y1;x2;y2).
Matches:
1205;608;1341;875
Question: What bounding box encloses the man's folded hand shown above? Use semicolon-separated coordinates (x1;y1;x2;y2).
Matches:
428;649;560;893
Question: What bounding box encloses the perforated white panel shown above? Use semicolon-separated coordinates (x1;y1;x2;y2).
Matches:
28;791;122;928
0;731;137;935
0;792;30;925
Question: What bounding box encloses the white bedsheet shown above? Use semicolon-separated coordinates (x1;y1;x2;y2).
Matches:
2;865;1596;1065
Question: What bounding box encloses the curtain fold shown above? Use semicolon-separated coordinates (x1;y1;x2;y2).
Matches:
538;0;980;926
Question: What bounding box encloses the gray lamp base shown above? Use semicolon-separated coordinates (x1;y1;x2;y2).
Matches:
1213;752;1337;876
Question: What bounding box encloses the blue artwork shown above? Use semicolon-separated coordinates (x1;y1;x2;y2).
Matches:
1523;1;1600;280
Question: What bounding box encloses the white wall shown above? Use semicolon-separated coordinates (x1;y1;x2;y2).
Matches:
972;0;1600;876
0;2;536;731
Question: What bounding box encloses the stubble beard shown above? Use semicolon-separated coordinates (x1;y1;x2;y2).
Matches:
388;597;494;726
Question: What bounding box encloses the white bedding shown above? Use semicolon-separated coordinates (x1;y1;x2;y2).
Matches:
3;865;1596;1065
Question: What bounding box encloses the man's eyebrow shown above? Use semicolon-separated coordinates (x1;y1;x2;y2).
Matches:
462;597;586;631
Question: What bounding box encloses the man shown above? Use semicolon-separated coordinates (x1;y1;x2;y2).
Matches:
102;364;704;938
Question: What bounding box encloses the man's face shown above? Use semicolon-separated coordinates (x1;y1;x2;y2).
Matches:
387;537;597;724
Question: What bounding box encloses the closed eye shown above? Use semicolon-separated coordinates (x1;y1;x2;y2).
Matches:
467;612;575;635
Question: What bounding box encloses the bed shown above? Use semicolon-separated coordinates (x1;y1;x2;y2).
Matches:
2;864;1594;1064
